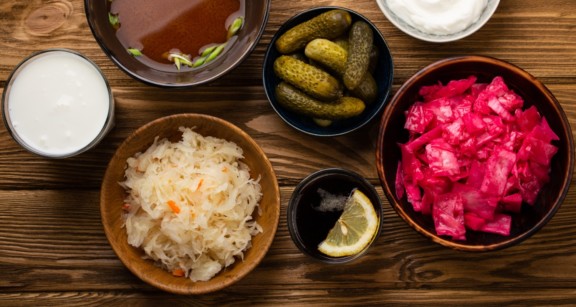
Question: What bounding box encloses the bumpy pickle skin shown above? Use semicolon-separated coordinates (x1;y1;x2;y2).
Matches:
275;82;365;120
343;21;373;90
275;9;352;54
273;55;343;101
305;39;378;104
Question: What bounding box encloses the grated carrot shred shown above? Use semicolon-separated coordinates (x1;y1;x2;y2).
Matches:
167;200;180;214
196;178;204;191
172;268;185;277
122;203;131;212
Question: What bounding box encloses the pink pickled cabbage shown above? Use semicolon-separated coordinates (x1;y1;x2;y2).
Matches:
397;76;559;241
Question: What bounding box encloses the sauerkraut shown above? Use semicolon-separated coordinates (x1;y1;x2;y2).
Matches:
120;127;262;281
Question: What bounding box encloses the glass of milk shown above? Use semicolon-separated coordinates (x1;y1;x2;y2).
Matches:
1;49;114;158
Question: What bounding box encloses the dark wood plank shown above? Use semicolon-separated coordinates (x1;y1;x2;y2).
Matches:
2;289;576;306
0;187;575;293
1;0;576;304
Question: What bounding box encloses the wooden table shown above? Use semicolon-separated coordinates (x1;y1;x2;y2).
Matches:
1;0;575;305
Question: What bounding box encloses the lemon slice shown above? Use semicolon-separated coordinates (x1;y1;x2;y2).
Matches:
318;189;379;257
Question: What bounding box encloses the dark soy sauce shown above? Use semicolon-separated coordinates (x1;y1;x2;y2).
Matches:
292;174;359;258
110;0;243;71
288;168;382;263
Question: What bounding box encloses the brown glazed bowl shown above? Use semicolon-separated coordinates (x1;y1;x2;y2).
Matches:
376;56;574;251
84;1;270;87
100;114;280;294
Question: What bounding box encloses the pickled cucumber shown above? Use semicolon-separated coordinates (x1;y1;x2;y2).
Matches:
333;36;349;52
275;82;365;120
353;73;378;105
275;9;352;54
304;39;347;75
343;21;373;90
274;55;342;101
305;39;378;104
368;45;379;74
313;118;333;127
289;52;308;62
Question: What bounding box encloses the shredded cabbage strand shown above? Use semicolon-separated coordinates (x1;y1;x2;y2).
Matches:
121;127;262;281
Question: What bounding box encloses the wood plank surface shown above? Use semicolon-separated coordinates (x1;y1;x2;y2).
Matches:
0;0;575;305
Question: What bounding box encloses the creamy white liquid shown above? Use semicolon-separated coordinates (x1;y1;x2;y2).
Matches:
386;0;488;35
7;51;111;157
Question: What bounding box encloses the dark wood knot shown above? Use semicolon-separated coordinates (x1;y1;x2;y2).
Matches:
24;2;73;36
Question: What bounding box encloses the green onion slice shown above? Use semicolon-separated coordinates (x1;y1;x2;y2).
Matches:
127;48;142;57
227;17;244;39
108;13;120;28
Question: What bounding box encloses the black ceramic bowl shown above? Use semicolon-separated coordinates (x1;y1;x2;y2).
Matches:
84;0;270;87
263;7;394;137
287;168;383;263
376;55;574;251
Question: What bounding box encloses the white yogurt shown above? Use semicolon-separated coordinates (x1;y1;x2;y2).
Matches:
386;0;488;35
4;50;113;157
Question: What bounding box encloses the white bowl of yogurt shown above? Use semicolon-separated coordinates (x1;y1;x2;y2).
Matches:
376;0;500;43
2;49;114;158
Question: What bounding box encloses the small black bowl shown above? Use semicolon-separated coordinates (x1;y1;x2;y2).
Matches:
287;168;383;263
263;7;394;137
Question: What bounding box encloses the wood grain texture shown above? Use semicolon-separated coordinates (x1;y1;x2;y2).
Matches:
0;0;575;305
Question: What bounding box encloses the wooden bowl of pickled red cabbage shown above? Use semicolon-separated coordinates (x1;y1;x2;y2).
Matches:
376;56;574;251
100;114;280;294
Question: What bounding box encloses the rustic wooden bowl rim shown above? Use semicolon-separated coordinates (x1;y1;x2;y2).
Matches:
376;55;574;252
100;113;280;294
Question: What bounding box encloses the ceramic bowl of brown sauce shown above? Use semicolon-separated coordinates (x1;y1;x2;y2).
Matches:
85;0;270;87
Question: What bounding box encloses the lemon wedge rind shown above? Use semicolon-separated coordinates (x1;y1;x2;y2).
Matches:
318;189;379;257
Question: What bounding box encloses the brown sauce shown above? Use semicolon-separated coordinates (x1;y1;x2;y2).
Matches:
110;0;242;71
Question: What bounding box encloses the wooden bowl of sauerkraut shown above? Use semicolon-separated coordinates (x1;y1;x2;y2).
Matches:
100;114;280;294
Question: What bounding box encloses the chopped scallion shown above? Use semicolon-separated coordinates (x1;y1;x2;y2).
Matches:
167;53;194;70
174;57;181;70
108;13;120;28
193;56;207;67
127;48;142;57
206;43;226;63
227;17;244;39
200;46;217;58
